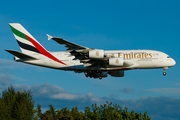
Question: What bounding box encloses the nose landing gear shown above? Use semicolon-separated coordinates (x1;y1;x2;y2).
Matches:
163;71;166;76
163;67;168;76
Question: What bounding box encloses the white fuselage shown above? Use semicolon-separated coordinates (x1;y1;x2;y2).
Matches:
18;50;176;72
8;23;176;79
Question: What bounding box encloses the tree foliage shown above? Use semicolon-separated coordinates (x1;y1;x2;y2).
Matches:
0;85;36;120
37;101;151;120
0;86;151;120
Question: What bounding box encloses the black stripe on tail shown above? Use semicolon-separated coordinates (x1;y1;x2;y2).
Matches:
17;40;40;54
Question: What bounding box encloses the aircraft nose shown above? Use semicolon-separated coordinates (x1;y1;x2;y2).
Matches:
167;58;176;67
172;58;176;66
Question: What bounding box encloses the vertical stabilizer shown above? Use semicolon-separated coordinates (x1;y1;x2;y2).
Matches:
9;23;46;55
9;23;67;65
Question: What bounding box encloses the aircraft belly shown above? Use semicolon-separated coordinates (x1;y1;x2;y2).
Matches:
74;62;87;70
137;60;165;68
23;60;64;68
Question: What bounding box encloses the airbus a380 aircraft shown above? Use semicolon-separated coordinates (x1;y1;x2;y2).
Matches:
6;23;176;79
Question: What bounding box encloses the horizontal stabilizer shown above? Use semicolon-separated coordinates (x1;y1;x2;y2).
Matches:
5;49;38;60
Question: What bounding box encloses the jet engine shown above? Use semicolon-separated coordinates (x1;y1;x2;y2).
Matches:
109;71;124;77
89;50;104;59
109;58;123;66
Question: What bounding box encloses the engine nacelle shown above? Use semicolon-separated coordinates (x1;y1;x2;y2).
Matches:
89;50;104;59
99;72;108;77
109;71;124;77
109;58;123;66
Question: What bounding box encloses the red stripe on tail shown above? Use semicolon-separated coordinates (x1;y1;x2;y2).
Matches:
25;35;67;66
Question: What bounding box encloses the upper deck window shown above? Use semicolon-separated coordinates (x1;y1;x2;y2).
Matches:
167;56;171;58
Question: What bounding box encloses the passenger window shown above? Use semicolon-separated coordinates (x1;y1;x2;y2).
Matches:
167;56;171;58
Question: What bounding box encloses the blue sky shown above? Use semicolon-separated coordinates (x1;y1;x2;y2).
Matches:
0;0;180;119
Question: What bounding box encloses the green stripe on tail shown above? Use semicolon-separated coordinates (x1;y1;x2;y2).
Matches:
9;25;30;42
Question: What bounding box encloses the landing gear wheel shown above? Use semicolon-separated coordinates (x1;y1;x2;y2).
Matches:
84;71;104;80
163;67;168;76
85;72;88;77
163;72;166;76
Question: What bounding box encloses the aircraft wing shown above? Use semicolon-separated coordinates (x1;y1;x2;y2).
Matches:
47;35;111;68
47;35;134;69
47;34;88;49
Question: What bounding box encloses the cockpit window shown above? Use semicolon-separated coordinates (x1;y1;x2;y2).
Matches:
167;56;171;58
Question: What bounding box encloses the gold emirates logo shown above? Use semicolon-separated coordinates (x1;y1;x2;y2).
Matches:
117;52;152;59
96;51;99;56
116;59;119;64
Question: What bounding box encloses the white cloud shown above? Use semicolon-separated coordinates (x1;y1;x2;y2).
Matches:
118;87;133;93
146;88;180;95
174;83;180;86
4;83;180;120
0;59;52;72
33;83;64;94
0;59;30;68
0;59;21;68
13;84;31;90
86;92;101;102
109;94;117;98
0;70;25;86
0;74;13;85
13;83;101;102
14;83;64;96
51;93;86;100
0;70;26;87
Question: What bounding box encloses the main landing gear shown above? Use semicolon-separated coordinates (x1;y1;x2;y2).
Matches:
163;67;168;76
84;71;102;80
